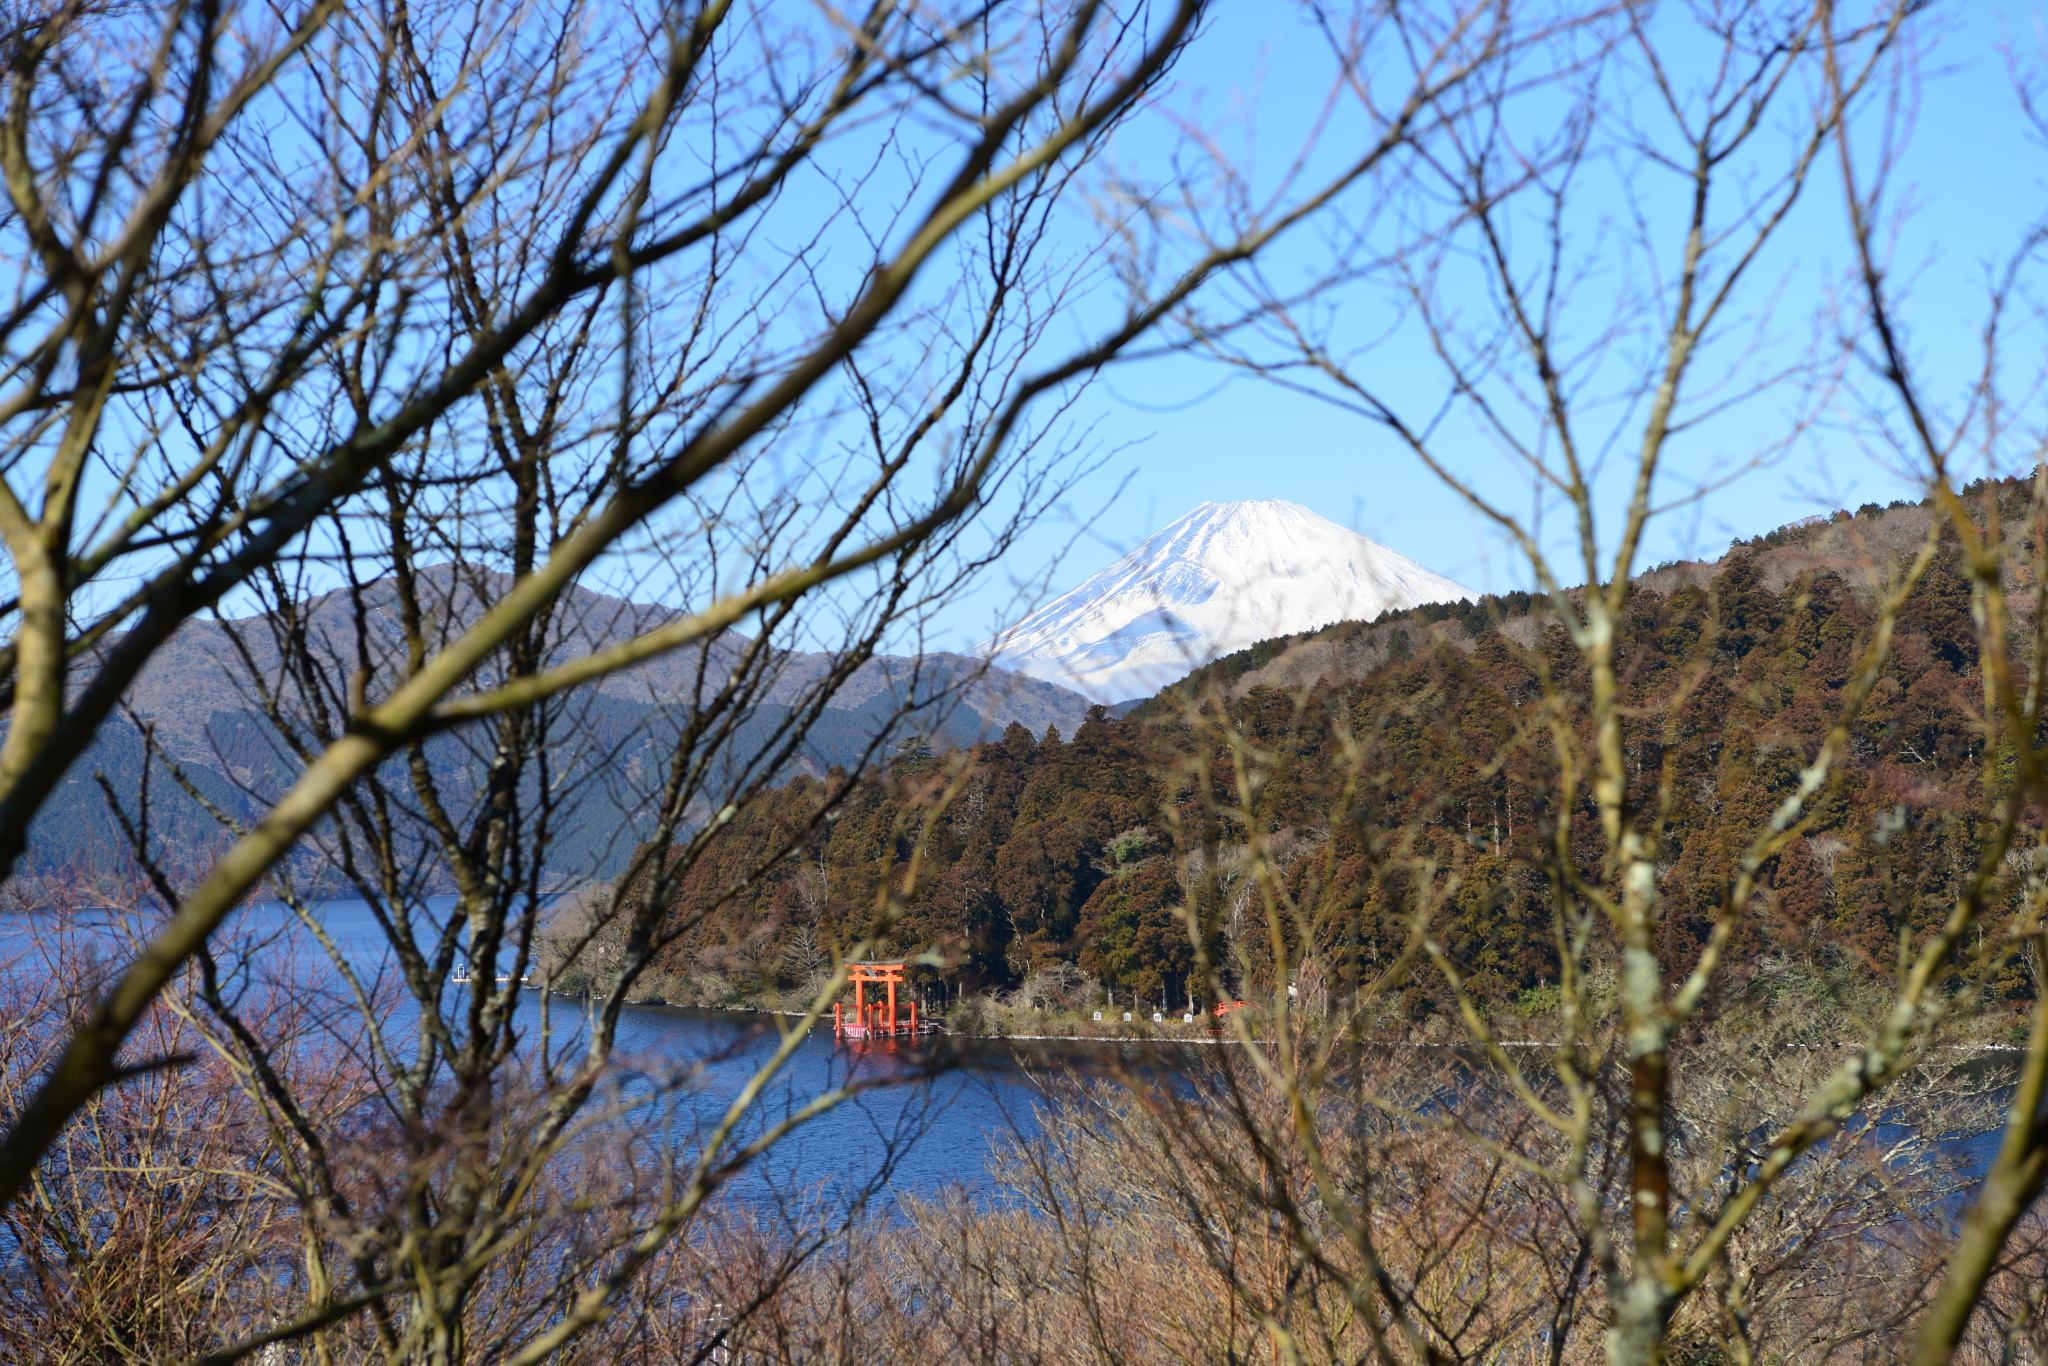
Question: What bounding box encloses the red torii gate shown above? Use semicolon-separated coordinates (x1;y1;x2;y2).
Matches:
833;960;921;1039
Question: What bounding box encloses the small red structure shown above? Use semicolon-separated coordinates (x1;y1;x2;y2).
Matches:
832;961;933;1039
1214;1000;1248;1019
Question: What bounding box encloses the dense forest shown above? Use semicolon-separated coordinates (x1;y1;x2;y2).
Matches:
602;483;2039;1026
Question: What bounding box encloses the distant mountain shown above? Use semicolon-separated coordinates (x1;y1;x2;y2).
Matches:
116;567;1093;767
980;500;1478;702
28;567;1096;884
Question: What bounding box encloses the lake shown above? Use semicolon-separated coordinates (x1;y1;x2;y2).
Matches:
2;896;2022;1213
2;896;1127;1204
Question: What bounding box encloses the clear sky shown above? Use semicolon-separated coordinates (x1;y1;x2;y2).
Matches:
922;1;2048;655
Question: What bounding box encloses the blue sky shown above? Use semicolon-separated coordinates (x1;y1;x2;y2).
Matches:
85;3;2031;667
922;1;2048;654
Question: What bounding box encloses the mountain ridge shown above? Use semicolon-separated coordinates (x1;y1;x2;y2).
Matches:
1130;497;1945;717
27;568;1098;884
113;567;1094;772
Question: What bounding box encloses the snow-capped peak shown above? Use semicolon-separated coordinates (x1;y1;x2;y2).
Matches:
980;499;1477;703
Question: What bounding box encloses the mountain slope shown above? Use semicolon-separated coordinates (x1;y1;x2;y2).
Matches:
981;499;1478;702
27;568;1095;884
115;567;1092;766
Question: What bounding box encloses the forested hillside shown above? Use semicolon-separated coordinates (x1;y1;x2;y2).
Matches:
623;485;2038;1022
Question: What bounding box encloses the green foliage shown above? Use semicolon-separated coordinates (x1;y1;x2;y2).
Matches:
1108;827;1154;865
1076;859;1191;1007
889;735;934;775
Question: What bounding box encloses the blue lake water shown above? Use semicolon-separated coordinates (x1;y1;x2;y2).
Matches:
2;897;1104;1203
1;897;2021;1211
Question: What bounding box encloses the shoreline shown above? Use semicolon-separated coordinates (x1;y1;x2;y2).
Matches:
534;987;1260;1044
529;991;2032;1054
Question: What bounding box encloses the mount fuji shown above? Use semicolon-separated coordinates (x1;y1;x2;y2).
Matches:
981;499;1478;704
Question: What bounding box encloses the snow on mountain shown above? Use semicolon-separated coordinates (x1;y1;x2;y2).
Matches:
981;499;1478;703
